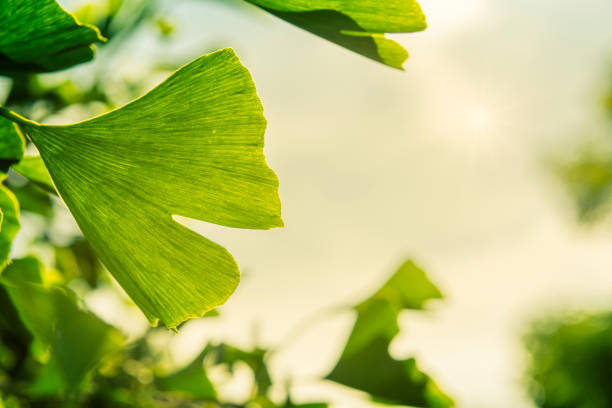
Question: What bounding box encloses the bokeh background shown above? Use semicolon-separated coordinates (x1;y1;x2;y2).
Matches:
5;0;612;407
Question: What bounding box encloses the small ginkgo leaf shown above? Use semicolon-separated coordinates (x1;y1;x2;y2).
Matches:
0;185;19;271
246;0;427;69
18;48;282;329
0;117;25;173
326;260;453;407
0;0;105;72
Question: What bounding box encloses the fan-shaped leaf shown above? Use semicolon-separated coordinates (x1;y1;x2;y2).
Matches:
18;48;282;329
247;0;427;69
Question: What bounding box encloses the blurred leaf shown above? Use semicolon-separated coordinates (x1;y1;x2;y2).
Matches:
209;343;272;397
525;311;612;408
11;156;55;193
326;260;453;407
18;48;282;329
556;149;612;223
0;185;19;270
1;257;124;393
0;118;25;174
246;0;427;69
0;0;105;73
156;349;217;400
54;238;103;287
8;182;53;218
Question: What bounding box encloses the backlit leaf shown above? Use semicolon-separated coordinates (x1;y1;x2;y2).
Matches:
18;48;282;329
326;260;453;407
247;0;427;69
0;0;105;72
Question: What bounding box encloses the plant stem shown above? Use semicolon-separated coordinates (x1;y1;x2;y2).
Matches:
0;105;38;127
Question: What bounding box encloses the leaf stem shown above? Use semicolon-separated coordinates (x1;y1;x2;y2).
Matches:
0;105;38;127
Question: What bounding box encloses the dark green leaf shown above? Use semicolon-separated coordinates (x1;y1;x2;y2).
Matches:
1;257;124;392
0;0;105;73
247;0;427;69
156;349;217;400
19;48;282;329
0;117;25;173
326;260;453;407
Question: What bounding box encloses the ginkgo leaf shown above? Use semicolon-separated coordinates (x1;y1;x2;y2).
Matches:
0;0;105;72
16;48;282;329
1;257;124;392
326;260;453;407
246;0;427;69
0;117;25;173
0;185;19;271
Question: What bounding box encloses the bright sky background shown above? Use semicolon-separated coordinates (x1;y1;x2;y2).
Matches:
38;0;612;407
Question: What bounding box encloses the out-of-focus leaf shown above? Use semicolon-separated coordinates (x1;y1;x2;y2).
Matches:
7;182;53;218
208;343;272;397
17;48;282;329
525;311;612;408
54;238;103;287
246;0;427;69
326;260;453;407
11;156;55;193
556;149;612;223
1;257;124;392
156;349;217;400
0;0;105;73
0;185;19;270
0;118;25;174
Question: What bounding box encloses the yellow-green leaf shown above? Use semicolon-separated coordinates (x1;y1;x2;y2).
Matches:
18;49;282;329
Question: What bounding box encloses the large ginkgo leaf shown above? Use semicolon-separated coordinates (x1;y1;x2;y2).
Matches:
17;48;282;329
0;0;104;72
326;260;453;407
246;0;427;69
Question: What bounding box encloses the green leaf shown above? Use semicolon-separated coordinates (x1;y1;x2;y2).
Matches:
326;260;453;407
7;182;53;218
12;156;56;193
0;185;19;271
0;257;124;392
54;238;103;287
246;0;427;69
0;117;25;173
156;349;217;400
19;48;283;329
0;0;105;73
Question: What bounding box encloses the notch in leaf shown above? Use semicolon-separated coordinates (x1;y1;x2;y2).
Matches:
0;0;105;73
9;48;282;329
246;0;427;69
